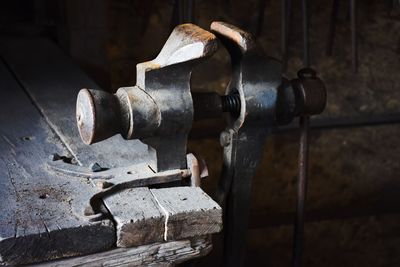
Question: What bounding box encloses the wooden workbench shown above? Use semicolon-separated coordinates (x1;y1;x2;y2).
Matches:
0;38;222;266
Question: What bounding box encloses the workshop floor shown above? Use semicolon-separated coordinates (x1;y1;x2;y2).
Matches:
106;0;400;266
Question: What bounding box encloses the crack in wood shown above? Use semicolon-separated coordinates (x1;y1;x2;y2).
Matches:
150;189;170;241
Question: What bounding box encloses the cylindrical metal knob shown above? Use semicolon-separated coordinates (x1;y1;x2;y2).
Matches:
76;89;123;145
292;68;327;116
76;87;160;145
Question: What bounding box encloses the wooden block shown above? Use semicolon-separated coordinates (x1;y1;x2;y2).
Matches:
151;187;222;241
103;187;164;247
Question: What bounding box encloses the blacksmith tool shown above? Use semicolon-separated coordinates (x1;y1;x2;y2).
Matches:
50;23;216;214
67;22;326;266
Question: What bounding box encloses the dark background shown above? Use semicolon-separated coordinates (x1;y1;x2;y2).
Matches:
1;0;400;266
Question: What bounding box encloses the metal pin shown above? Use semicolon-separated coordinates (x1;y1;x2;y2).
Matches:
282;0;292;71
302;0;310;67
326;0;339;56
256;0;267;38
292;115;310;267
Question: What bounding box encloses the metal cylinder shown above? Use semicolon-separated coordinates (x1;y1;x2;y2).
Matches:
76;89;123;145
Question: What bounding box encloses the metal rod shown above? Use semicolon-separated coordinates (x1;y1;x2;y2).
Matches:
256;0;267;37
281;0;288;70
326;0;339;56
292;115;309;267
302;0;310;67
282;0;292;71
350;0;358;73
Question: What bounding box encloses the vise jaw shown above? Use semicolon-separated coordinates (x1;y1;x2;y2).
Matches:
76;24;217;172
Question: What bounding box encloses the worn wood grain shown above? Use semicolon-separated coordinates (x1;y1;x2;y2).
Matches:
0;61;115;266
0;37;153;169
104;186;222;248
151;187;223;241
38;236;212;267
103;187;165;247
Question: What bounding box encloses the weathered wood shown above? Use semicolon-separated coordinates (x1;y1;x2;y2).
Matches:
104;186;222;248
0;61;115;265
151;187;223;241
0;37;153;169
38;236;212;267
103;187;165;247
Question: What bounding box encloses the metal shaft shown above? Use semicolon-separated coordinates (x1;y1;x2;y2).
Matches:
326;0;339;56
302;0;310;67
292;115;310;267
281;0;292;71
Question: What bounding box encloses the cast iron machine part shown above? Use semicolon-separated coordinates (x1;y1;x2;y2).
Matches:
75;22;326;266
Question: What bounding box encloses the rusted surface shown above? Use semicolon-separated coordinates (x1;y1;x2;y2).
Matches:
212;21;282;267
76;88;122;145
211;21;255;52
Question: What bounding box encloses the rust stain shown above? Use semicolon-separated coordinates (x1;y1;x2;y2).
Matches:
211;21;255;51
177;23;216;43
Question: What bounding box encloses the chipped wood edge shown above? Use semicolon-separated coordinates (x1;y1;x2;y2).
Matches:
36;236;212;267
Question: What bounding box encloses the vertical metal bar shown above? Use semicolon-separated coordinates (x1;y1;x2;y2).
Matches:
302;0;310;67
292;115;310;267
282;0;292;71
282;0;288;71
350;0;358;73
326;0;339;56
256;0;267;38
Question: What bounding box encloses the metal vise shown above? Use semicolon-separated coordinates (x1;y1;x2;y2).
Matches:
76;24;217;172
75;22;326;267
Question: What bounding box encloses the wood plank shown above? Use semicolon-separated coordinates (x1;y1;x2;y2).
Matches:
0;37;152;169
104;186;222;248
103;187;165;247
38;236;212;267
0;61;115;265
151;187;223;241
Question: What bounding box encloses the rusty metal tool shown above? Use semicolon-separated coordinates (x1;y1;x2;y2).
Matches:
184;22;326;267
66;20;326;266
49;23;216;215
211;21;282;267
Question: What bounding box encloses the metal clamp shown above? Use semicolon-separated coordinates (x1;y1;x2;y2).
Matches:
76;23;217;172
